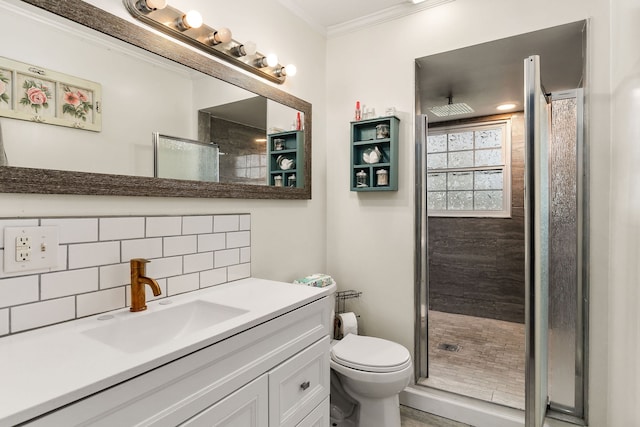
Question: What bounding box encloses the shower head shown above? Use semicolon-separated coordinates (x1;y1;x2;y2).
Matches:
428;96;474;117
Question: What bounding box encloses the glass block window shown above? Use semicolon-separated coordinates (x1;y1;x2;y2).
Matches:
427;120;511;217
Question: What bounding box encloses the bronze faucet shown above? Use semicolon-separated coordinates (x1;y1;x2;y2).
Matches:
130;258;161;312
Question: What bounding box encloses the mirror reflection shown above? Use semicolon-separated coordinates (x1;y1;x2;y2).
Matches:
0;0;305;190
154;133;219;182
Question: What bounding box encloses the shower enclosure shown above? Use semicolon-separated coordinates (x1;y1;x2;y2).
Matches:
413;22;588;427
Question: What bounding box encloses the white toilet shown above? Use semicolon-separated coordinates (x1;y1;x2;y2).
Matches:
330;333;413;427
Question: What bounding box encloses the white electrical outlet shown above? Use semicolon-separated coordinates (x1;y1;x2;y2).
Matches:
3;226;59;273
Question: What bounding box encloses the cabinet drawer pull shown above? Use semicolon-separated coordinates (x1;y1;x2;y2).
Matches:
300;381;310;391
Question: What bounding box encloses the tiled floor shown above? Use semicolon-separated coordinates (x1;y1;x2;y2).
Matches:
400;406;471;427
418;310;525;409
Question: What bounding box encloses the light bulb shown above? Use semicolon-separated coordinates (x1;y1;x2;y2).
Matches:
243;41;257;56
146;0;167;9
284;64;297;77
179;10;203;30
231;41;257;57
135;0;167;13
265;54;278;67
208;27;232;45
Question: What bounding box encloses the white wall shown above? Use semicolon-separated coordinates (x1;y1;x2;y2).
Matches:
0;0;328;284
608;0;640;424
325;1;610;425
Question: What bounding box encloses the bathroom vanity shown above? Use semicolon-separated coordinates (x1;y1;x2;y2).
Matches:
0;279;333;427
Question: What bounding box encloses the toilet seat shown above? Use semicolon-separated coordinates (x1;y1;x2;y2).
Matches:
331;334;411;373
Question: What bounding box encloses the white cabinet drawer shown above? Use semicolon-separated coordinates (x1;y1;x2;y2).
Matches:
180;375;268;427
296;397;329;427
269;336;330;427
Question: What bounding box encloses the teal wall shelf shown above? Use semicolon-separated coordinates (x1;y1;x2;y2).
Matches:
350;116;399;192
267;130;304;188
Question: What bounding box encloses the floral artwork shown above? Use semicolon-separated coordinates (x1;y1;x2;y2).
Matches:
0;56;101;132
15;75;56;119
61;85;93;123
0;68;11;110
20;78;53;114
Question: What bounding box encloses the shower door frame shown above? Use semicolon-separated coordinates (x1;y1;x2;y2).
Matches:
413;74;589;427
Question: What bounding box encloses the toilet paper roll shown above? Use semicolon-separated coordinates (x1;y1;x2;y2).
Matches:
336;312;358;339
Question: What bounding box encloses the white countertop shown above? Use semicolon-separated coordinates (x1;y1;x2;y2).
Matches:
0;278;334;427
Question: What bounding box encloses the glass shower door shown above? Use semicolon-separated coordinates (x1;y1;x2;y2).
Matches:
524;54;551;427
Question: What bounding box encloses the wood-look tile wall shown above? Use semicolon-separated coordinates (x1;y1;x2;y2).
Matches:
428;114;525;323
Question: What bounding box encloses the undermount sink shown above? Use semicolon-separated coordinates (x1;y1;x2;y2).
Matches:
83;300;248;353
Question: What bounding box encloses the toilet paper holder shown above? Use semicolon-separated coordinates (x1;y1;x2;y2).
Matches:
335;289;362;315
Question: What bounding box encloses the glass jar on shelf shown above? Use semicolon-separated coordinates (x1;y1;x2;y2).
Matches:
356;170;368;188
376;169;389;186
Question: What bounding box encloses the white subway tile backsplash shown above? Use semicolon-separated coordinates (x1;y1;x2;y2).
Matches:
198;233;226;252
227;231;250;249
0;214;250;335
183;216;213;235
121;238;163;261
146;256;182;279
77;288;126;317
100;217;144;241
41;268;98;300
100;263;130;289
184;252;214;274
200;268;227;288
214;215;239;232
146;216;182;237
55;245;68;272
228;263;251;281
167;273;199;296
214;249;240;268
239;215;251;231
0;276;39;308
41;218;98;244
0;219;39;249
164;235;197;257
69;242;120;269
0;309;8;336
11;297;75;333
240;247;251;264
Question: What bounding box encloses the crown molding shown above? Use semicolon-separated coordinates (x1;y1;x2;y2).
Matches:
327;0;454;38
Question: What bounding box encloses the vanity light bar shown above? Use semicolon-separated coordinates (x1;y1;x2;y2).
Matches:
123;0;290;84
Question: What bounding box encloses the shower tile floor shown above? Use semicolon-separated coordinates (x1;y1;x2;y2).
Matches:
418;310;526;410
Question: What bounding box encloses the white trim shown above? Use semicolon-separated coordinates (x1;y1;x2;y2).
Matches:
278;0;455;38
327;0;454;38
400;385;524;427
401;385;582;427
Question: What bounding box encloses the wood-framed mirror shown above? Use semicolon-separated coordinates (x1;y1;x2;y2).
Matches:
0;0;312;199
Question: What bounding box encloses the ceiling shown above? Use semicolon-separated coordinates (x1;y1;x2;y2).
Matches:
277;0;451;36
417;21;586;123
278;1;585;124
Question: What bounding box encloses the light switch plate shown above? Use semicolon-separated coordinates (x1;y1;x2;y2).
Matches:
3;226;59;273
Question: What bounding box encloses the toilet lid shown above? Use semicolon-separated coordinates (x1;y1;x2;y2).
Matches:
331;334;411;373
